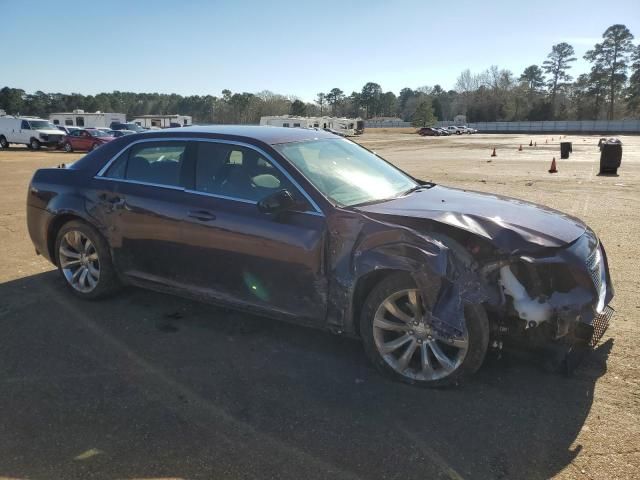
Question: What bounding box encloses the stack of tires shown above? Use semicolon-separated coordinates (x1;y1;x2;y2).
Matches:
599;138;622;175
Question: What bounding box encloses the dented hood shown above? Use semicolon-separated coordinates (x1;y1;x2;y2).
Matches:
356;185;586;253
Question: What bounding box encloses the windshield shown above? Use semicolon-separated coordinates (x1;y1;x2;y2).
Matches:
274;138;418;207
28;120;57;130
88;129;110;137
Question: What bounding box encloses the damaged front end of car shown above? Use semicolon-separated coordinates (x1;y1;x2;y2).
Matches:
483;228;614;372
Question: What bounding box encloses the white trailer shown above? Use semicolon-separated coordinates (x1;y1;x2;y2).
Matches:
131;115;192;129
49;110;126;129
259;116;364;135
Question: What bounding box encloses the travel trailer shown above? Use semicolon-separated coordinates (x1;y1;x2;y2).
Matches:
49;110;126;129
131;115;192;129
260;116;364;136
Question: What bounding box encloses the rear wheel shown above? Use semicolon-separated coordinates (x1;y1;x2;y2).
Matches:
55;220;120;299
360;273;489;387
0;135;8;149
30;138;41;150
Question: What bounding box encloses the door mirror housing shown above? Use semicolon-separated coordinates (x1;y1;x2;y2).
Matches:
257;189;296;215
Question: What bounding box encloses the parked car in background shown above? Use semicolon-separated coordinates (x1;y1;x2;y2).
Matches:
62;129;115;152
56;126;82;135
417;127;440;136
107;129;136;138
110;122;146;133
26;126;614;387
0;116;65;149
434;128;450;136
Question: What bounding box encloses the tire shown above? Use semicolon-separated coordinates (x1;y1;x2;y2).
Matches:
90;142;100;151
63;142;73;152
0;135;8;149
54;220;121;300
360;273;489;387
30;138;41;150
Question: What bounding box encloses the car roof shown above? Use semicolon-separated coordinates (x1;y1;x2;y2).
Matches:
158;125;338;145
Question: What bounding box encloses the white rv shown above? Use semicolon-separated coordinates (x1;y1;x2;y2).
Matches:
131;115;192;129
0;116;65;149
259;116;364;136
49;110;126;129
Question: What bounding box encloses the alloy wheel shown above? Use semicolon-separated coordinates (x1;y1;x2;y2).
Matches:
58;230;100;293
372;289;469;381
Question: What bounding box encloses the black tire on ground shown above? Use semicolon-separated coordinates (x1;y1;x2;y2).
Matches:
0;136;8;149
360;272;489;387
54;220;121;300
63;142;73;152
30;138;41;150
90;143;100;151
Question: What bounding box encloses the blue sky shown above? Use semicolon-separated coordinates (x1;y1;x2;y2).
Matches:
2;0;639;101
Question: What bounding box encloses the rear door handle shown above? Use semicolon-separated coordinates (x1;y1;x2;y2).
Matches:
187;210;216;221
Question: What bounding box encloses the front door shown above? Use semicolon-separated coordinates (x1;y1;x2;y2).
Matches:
179;141;327;324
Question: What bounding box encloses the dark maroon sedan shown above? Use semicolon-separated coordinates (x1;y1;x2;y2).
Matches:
26;126;614;386
62;128;115;152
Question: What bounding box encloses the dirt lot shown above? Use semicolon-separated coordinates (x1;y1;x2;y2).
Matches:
0;132;638;479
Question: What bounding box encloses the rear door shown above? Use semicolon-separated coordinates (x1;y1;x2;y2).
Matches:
96;140;195;283
178;140;328;324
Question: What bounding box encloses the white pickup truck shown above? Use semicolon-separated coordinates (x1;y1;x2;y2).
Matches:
0;116;65;150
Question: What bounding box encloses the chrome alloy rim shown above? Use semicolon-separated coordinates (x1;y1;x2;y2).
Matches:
372;289;469;381
58;231;100;293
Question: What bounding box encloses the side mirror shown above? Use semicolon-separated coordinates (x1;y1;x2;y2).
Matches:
257;189;296;215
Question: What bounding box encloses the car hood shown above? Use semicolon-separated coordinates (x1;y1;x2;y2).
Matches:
355;185;587;253
37;129;65;135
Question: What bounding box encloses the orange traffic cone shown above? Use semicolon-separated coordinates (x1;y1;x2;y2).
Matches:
491;147;497;157
518;144;523;151
529;140;533;147
548;157;558;173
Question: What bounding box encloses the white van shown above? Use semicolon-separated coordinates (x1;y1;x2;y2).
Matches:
0;116;65;150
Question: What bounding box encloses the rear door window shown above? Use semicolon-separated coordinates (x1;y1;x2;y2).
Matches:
104;142;188;187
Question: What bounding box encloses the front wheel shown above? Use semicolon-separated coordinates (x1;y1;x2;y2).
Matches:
63;142;73;152
90;142;100;151
30;138;41;150
360;273;489;387
55;220;121;299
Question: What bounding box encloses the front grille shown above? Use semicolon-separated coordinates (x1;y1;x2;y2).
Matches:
589;305;614;347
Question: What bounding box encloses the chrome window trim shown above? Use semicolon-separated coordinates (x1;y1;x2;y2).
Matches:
94;136;324;216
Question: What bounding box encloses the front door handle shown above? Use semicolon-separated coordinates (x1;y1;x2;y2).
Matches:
187;210;216;222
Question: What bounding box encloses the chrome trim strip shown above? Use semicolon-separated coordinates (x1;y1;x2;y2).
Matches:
94;176;185;191
183;188;257;205
94;136;324;216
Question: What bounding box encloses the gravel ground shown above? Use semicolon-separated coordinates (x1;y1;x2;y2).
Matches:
0;132;638;480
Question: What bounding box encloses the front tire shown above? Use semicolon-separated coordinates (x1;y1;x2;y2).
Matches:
54;220;120;299
360;273;489;387
63;142;73;152
30;138;41;150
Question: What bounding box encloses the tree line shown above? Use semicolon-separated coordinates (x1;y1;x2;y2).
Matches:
1;24;638;127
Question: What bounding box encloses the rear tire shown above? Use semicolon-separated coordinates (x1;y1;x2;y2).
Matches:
54;220;121;300
360;273;489;387
0;135;8;149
